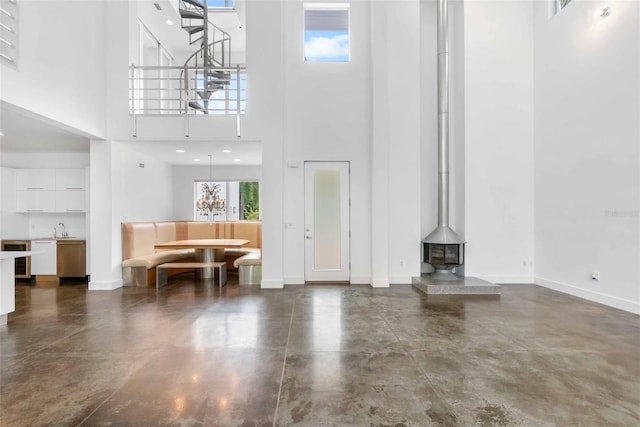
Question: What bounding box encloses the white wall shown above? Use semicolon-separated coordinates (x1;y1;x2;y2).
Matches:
463;0;535;283
89;140;120;290
26;213;86;240
172;165;261;219
373;0;422;285
0;0;106;139
420;1;438;274
280;0;372;285
533;1;640;313
244;0;284;288
113;142;174;223
88;139;174;289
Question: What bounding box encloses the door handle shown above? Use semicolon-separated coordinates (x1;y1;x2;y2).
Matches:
305;236;312;240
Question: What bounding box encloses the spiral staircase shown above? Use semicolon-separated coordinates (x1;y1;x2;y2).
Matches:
179;0;232;113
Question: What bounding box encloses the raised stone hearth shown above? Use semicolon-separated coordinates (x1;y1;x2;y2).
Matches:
412;274;501;295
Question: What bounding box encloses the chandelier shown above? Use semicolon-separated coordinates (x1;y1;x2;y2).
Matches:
196;155;226;217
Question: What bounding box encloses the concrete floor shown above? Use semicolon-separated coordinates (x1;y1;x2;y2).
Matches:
1;275;639;426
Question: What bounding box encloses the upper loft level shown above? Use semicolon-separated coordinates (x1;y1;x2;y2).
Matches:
130;0;246;117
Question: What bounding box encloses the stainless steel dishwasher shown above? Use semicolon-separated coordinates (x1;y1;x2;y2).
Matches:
57;240;86;278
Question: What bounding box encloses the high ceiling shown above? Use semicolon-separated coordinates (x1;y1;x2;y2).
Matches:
0;0;256;167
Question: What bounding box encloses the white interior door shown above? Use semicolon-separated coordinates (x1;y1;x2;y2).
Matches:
304;161;350;282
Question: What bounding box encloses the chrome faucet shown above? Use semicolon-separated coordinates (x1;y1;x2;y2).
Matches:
58;222;67;238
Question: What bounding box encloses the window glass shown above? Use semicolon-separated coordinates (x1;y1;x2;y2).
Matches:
194;180;259;221
304;4;350;62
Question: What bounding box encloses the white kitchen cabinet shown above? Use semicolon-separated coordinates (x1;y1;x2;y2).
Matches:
15;190;56;213
55;169;85;191
14;168;87;213
55;190;85;212
15;169;56;191
30;240;57;275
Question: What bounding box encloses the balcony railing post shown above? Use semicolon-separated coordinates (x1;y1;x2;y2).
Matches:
182;64;189;115
130;64;137;137
236;64;241;137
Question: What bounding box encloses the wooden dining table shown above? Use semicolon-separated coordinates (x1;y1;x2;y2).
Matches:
154;239;249;279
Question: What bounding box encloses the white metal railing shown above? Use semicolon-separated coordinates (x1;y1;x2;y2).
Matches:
129;64;246;116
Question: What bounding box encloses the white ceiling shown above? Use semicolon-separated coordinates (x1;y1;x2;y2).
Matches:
0;105;261;165
127;140;261;165
0;107;90;154
0;1;256;167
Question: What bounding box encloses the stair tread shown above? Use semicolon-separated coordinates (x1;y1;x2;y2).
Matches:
188;101;204;110
179;8;204;19
183;25;204;35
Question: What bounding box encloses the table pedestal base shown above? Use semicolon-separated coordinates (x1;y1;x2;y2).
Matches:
195;248;226;279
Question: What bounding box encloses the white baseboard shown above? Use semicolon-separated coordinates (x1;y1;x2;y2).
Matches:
479;275;534;284
350;276;371;285
88;279;123;291
389;276;412;285
284;276;305;285
371;278;390;288
261;279;284;289
535;276;640;315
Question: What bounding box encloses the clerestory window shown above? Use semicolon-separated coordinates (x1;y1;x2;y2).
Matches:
304;3;350;62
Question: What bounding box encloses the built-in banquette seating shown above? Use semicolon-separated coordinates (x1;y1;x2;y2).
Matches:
122;221;261;286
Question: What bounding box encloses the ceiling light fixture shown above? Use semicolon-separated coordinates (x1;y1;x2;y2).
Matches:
193;158;201;162
222;149;231;153
176;149;185;153
166;19;174;26
233;158;241;162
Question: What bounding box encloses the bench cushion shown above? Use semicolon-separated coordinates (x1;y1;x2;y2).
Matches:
155;222;177;244
224;221;261;248
122;223;155;260
187;222;225;239
122;249;194;269
233;250;262;268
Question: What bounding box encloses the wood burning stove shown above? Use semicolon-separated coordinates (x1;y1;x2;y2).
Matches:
422;0;465;275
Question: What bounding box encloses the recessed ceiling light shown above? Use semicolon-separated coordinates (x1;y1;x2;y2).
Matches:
193;158;201;162
176;149;185;153
165;19;174;26
0;131;4;136
222;149;231;153
233;158;241;162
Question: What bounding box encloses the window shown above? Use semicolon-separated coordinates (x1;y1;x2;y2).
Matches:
304;3;350;62
207;0;233;8
0;0;18;66
194;180;259;221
